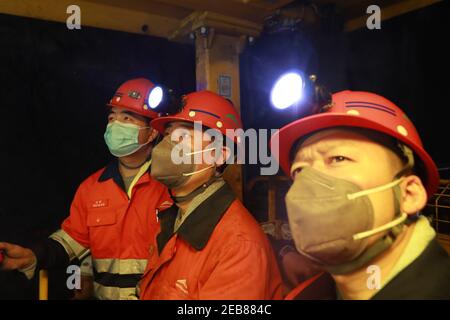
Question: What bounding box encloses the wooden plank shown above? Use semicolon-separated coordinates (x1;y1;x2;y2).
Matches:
152;0;268;23
170;11;261;45
237;0;296;11
344;0;443;32
0;0;181;39
84;0;192;20
192;12;261;36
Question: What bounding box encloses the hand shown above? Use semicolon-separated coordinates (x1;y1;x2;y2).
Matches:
0;242;37;271
72;275;94;300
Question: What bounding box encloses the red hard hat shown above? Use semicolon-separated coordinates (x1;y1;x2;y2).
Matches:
107;78;159;119
270;90;440;197
151;90;243;145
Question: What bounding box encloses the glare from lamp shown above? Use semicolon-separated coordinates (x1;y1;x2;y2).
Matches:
270;72;304;110
148;86;163;109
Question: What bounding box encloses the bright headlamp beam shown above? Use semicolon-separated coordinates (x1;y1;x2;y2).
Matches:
270;72;304;110
148;86;163;109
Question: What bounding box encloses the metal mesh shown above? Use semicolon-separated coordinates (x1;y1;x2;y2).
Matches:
424;180;450;235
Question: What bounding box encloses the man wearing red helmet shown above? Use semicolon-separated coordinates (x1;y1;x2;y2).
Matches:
271;90;450;300
0;78;171;300
138;90;282;299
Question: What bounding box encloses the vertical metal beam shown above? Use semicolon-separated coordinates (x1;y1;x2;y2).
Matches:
195;30;244;200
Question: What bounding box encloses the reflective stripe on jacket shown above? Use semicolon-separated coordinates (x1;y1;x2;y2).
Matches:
139;183;283;300
52;160;172;299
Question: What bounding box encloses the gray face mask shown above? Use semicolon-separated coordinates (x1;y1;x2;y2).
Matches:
151;136;214;189
285;167;407;274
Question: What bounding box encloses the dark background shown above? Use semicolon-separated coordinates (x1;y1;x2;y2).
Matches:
0;13;195;299
241;1;449;225
0;1;449;299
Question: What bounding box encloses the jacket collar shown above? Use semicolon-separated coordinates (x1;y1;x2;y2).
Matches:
372;238;450;299
98;160;151;192
292;238;450;300
98;160;125;191
157;182;236;253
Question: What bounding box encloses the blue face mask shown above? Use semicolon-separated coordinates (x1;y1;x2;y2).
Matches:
104;121;150;157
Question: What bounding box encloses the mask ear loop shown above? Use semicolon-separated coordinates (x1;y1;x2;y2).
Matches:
172;149;218;203
186;147;217;156
391;143;416;225
347;177;408;241
168;143;224;203
353;212;407;240
119;127;154;160
182;165;215;177
183;145;223;175
347;178;405;200
170;166;219;203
